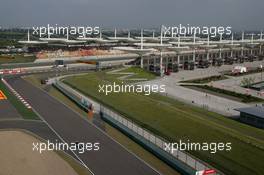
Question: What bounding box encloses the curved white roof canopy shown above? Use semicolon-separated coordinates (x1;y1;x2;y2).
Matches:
169;42;202;48
133;43;172;50
167;46;190;52
63;40;86;44
199;44;218;49
39;38;68;43
254;39;264;43
246;43;260;48
18;40;48;44
18;30;48;45
113;46;156;55
166;36;197;42
232;39;251;45
108;37;140;43
135;37;169;43
208;40;230;45
225;44;241;48
77;37;118;43
39;38;86;44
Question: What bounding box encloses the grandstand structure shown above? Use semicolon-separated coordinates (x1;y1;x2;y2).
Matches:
18;29;264;74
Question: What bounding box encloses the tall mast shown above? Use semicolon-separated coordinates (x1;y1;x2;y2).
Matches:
27;29;30;41
141;29;143;50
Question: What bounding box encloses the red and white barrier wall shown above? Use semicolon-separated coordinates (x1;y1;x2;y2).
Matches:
0;68;26;75
1;78;32;109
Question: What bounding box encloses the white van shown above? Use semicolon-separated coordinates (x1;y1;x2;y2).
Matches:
232;66;247;74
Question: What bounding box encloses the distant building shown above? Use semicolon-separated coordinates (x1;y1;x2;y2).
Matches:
235;106;264;128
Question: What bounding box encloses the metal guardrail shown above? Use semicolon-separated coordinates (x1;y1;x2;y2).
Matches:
100;106;218;173
53;80;223;175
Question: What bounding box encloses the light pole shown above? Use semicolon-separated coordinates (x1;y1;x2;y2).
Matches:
241;31;244;58
140;29;144;68
261;64;263;81
258;31;263;82
257;31;263;56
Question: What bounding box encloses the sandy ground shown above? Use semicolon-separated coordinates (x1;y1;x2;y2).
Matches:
0;130;78;175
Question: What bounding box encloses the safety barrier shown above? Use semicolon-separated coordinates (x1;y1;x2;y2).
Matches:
53;80;222;175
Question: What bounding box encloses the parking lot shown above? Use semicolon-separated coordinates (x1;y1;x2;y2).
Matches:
140;62;264;116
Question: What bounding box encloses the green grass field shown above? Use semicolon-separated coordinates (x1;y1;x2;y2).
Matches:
0;54;36;64
0;80;39;120
24;74;180;175
64;68;264;175
119;67;157;80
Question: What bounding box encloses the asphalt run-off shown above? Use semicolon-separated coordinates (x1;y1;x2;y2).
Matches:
6;76;160;175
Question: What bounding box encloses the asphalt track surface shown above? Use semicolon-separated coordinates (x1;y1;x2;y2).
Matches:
7;77;160;175
0;119;59;143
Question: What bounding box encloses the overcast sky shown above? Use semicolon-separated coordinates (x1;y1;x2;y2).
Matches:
0;0;263;30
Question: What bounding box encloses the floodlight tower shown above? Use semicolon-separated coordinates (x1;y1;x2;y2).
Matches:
198;34;217;63
128;30;131;38
141;29;144;50
99;29;102;39
19;28;49;45
114;28;117;39
250;33;255;55
259;31;263;54
231;33;234;57
260;31;264;81
219;33;223;59
27;29;30;41
206;34;210;60
198;34;214;61
241;32;245;57
47;28;51;39
177;35;181;63
225;33;240;58
153;25;174;76
245;33;259;57
224;33;240;63
202;34;219;62
260;31;264;80
192;32;197;62
167;34;191;64
66;28;69;41
159;27;164;76
140;28;144;68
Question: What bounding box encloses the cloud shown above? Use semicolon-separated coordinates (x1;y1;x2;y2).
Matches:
0;0;263;30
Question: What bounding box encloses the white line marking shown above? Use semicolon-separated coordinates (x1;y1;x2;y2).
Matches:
45;82;162;175
5;78;95;175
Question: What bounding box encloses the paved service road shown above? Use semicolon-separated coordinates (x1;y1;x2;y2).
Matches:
7;77;160;175
213;72;264;99
141;77;249;116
